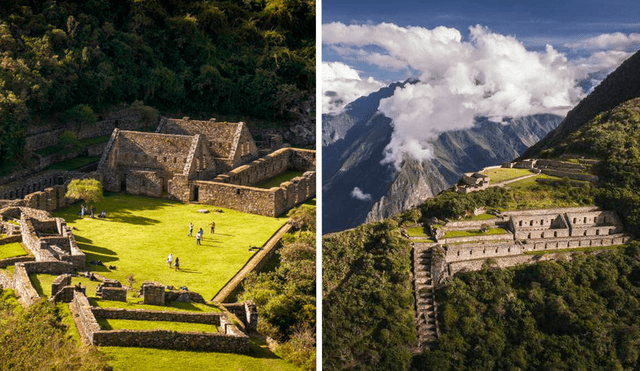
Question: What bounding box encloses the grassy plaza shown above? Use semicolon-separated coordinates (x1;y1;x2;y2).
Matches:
53;193;288;300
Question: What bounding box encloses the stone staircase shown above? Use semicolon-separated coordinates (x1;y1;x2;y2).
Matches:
413;242;439;347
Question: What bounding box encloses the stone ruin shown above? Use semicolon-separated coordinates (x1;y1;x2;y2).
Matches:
97;117;315;217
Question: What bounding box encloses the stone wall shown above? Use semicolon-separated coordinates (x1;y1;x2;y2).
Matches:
70;290;102;344
142;281;165;305
115;131;196;174
25;109;149;152
92;307;221;324
440;232;513;245
12;263;41;306
0;256;34;269
541;169;599;182
51;274;72;296
0;234;22;244
50;285;77;303
101;287;127;301
445;234;631;263
91;329;249;353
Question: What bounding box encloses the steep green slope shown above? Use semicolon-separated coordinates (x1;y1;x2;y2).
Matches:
322;220;416;371
523;50;640;158
0;0;315;168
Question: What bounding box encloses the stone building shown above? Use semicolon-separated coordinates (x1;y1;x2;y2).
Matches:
98;117;315;217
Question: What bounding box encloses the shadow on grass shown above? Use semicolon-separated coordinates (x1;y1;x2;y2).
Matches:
177;268;202;274
249;335;283;359
76;240;118;257
58;193;176;225
29;274;46;297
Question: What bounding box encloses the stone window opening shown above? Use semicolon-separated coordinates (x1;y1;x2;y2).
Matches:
583;230;587;236
457;251;460;256
530;220;533;226
495;248;499;253
584;217;587;223
541;219;544;225
573;218;576;224
528;233;531;239
470;250;473;255
554;231;557;237
519;220;522;227
596;229;600;236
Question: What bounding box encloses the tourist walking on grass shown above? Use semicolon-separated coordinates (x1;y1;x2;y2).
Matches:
187;222;193;236
166;253;173;268
196;229;202;245
174;257;180;271
210;221;215;234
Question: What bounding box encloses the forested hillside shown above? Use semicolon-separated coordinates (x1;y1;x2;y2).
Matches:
0;0;315;169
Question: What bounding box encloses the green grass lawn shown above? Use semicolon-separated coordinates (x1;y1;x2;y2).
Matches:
1;265;15;276
90;298;221;312
0;242;28;260
481;168;533;183
99;338;302;371
255;171;306;189
504;174;594;210
97;318;219;333
406;226;428;237
53;193;288;300
443;228;509;239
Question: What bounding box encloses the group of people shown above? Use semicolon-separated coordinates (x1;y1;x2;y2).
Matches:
165;221;217;272
166;253;179;271
187;221;215;246
79;204;106;218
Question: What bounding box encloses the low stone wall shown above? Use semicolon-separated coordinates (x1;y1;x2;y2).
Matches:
92;307;222;324
20;260;74;275
51;274;72;296
92;329;249;353
223;301;258;332
0;235;22;244
195;181;280;217
448;253;575;275
70;290;102;344
50;285;76;303
541;169;599;182
445;234;631;263
12;263;41;306
0;256;34;268
440;232;513;245
102;287;127;302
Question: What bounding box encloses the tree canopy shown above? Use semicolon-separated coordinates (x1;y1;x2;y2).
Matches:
65;178;103;205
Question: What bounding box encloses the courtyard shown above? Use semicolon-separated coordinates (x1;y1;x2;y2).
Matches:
53;193;288;300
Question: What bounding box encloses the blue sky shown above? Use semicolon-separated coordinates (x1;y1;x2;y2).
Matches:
323;0;640;83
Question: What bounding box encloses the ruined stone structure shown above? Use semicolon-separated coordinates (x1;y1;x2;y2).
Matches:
69;289;252;353
504;158;599;182
454;172;491;194
412;205;631;348
98;117;315;216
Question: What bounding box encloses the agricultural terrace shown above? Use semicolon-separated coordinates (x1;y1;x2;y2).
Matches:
53;193;288;300
480;167;534;184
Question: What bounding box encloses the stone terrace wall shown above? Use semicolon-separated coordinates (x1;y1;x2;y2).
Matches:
92;329;249;353
541;169;599;182
70;291;102;344
213;148;315;187
25;109;147;152
195;169;315;217
92;308;221;324
440;232;513;245
12;263;41;306
195;181;280;217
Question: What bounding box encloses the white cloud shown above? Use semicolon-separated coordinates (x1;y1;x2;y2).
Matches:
323;23;635;168
322;61;385;114
566;32;640;51
351;187;372;201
